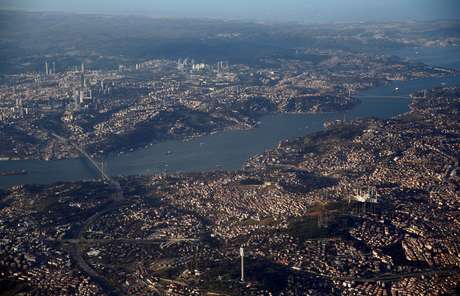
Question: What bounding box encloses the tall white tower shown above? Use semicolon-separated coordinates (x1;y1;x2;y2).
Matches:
79;90;85;105
240;246;245;282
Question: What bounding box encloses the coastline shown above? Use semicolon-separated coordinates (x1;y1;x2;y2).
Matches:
0;73;459;188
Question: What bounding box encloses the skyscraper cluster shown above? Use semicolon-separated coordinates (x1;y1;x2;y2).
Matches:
72;63;94;111
44;61;57;76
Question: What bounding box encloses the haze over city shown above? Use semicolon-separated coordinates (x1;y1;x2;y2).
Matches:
1;0;460;22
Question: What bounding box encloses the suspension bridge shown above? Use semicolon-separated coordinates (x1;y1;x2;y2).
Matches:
52;133;111;182
355;95;410;99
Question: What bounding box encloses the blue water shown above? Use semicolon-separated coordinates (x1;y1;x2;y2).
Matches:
387;47;460;70
1;53;460;188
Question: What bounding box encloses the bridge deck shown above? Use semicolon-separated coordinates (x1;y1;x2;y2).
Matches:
52;133;110;181
355;95;410;99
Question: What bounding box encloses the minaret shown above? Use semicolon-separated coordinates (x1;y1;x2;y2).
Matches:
240;246;245;282
45;62;49;76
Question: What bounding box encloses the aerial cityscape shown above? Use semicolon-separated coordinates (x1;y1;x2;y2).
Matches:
0;1;460;295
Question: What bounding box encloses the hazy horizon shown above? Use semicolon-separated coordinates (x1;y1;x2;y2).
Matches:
1;0;460;23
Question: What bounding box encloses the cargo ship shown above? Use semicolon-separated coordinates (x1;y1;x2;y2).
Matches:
0;169;28;177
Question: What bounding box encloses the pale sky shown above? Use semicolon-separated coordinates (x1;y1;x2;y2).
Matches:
1;0;459;23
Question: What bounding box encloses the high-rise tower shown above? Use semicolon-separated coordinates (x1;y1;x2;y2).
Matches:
240;247;245;282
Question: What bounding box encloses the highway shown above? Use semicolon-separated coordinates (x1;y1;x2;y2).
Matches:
348;268;460;283
55;238;198;245
51;133;221;295
295;266;460;284
52;133;127;295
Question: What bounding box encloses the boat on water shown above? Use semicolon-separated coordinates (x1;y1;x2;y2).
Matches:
0;169;28;177
324;120;345;128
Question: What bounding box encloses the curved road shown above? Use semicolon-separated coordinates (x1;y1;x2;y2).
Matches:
53;133;126;295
